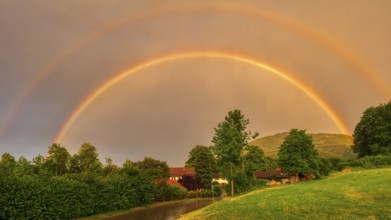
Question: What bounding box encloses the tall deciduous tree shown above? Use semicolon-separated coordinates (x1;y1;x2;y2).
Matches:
278;129;320;181
0;152;16;166
186;145;216;189
78;142;100;173
352;101;391;157
211;109;258;196
46;143;70;176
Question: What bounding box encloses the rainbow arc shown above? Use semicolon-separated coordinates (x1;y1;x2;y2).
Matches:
55;51;351;143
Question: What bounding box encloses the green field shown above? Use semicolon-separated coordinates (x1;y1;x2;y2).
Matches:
251;133;356;159
180;168;391;220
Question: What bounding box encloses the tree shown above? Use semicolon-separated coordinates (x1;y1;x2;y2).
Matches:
103;157;118;176
243;145;265;187
15;156;35;175
121;159;140;176
77;142;100;173
46;143;70;176
211;109;258;196
69;154;82;173
0;152;16;166
186;145;216;189
136;157;169;180
277;129;320;181
263;156;278;171
352;101;391;157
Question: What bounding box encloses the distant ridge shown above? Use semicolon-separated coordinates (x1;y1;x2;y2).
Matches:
250;132;356;159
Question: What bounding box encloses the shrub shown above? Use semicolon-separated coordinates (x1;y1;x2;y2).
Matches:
154;181;187;201
225;172;251;196
212;183;222;197
347;155;391;169
0;171;156;219
252;179;268;189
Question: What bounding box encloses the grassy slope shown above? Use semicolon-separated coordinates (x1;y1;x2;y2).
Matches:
250;132;356;159
181;168;391;220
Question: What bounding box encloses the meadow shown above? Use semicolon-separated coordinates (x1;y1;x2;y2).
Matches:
180;168;391;219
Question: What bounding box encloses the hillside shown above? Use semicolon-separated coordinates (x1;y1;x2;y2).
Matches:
250;132;356;159
181;168;391;220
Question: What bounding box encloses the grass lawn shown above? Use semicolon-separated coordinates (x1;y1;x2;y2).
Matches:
180;168;391;220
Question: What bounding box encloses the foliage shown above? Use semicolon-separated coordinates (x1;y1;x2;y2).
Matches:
347;154;391;169
352;101;391;157
45;143;70;176
251;179;268;189
187;186;222;198
103;157;118;176
154;182;187;201
186;145;216;188
120;159;140;176
1;152;16;166
262;156;278;170
136;157;170;180
0;145;174;219
211;109;257;167
211;109;258;196
0;168;155;219
212;182;222;197
224;172;250;196
328;157;348;171
243;145;265;186
181;168;391;220
318;157;332;176
178;175;203;191
278;129;320;179
77;142;102;173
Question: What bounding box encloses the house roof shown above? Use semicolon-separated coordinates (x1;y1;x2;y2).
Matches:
169;167;195;177
254;168;292;179
166;179;187;191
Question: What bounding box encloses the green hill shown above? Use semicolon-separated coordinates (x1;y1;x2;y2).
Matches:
181;168;391;220
250;132;356;159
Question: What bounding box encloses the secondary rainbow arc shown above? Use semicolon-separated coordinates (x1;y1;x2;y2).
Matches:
55;51;350;143
1;3;388;139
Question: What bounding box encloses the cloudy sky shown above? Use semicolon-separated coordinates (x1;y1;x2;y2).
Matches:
0;0;390;166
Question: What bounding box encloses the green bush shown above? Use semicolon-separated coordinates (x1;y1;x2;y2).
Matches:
154;181;187;201
225;172;251;196
347;155;391;169
212;183;222;197
0;172;155;219
252;179;268;189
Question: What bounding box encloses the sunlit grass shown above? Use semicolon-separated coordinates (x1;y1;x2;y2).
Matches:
180;168;391;219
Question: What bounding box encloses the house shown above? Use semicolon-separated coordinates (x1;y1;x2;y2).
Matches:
254;168;294;184
212;172;228;185
154;178;187;191
254;168;314;184
169;167;195;180
166;179;187;191
169;167;228;186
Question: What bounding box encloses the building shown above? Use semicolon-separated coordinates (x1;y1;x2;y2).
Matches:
254;168;293;184
254;168;314;184
169;167;195;180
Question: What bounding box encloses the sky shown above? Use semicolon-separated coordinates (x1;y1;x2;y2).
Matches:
0;0;390;166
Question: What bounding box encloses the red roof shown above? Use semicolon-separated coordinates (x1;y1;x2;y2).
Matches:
166;179;187;191
254;168;291;179
169;167;195;177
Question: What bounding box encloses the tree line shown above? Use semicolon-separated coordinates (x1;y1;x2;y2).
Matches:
185;100;391;196
0;100;390;219
0;143;186;219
